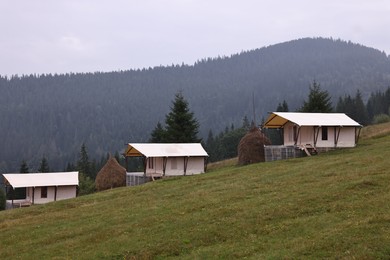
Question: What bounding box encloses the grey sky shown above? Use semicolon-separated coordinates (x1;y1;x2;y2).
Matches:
1;0;389;76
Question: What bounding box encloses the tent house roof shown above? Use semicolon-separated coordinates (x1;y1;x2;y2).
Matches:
263;112;362;129
125;143;208;158
2;172;79;188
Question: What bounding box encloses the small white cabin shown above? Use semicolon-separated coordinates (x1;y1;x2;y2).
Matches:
263;112;362;161
124;143;208;182
3;172;79;207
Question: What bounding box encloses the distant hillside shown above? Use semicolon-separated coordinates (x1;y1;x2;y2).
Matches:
1;126;390;258
0;37;390;171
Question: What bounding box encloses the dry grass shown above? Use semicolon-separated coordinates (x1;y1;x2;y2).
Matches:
360;121;390;139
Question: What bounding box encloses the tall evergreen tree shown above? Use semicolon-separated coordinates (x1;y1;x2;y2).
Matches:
77;143;92;179
149;121;166;142
19;160;29;173
353;90;368;125
163;92;201;143
276;100;289;112
300;80;333;113
242;115;251;131
336;90;368;125
38;157;50;173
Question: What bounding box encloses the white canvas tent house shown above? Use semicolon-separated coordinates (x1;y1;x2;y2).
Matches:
2;172;79;207
263;112;362;161
124;143;208;186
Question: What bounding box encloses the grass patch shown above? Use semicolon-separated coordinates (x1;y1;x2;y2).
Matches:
1;127;390;259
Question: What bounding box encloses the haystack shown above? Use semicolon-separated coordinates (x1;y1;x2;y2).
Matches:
238;127;271;165
95;156;126;191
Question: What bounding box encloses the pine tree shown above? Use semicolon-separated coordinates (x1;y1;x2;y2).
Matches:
276;100;289;112
242;115;251;130
353;90;368;125
163;92;201;143
38;157;50;173
77;143;92;179
65;162;76;171
19;160;29;173
300;80;332;113
149;122;166;142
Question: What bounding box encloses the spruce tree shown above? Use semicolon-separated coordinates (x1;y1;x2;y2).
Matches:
300;80;333;113
353;90;368;125
163;92;201;143
19;160;29;173
276;100;289;112
149;122;166;142
77;143;92;179
38;157;50;173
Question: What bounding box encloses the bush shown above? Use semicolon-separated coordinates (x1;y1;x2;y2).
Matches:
78;172;96;196
0;188;6;211
373;114;390;124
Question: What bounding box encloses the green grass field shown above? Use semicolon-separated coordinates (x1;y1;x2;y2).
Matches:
1;123;390;259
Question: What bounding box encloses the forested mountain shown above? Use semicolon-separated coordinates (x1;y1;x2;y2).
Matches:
1;37;390;172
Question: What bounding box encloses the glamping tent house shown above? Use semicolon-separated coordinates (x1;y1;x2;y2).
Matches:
2;172;79;207
263;112;362;161
124;143;208;186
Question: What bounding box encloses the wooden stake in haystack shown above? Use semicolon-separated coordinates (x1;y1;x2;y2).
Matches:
95;156;126;191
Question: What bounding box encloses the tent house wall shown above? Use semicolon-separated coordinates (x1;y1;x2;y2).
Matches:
145;156;206;176
125;143;208;186
25;185;77;205
2;172;79;207
283;122;359;148
263;112;362;161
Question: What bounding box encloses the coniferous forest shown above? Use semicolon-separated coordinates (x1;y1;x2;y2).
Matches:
1;37;390;173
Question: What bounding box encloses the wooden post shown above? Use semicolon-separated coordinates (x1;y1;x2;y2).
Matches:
183;157;189;176
11;187;14;208
54;186;57;201
32;187;35;205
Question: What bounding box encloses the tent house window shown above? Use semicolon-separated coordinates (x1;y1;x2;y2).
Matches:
41;187;47;198
322;127;328;140
171;158;177;169
293;126;298;142
148;158;154;169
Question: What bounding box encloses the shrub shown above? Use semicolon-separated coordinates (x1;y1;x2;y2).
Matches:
0;188;6;211
78;172;96;196
373;114;390;124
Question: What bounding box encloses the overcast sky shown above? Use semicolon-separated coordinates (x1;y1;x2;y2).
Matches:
1;0;389;76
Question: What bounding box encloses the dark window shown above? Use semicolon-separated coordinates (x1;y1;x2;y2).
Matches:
148;158;154;169
171;157;177;169
293;126;298;142
322;127;328;140
41;187;47;198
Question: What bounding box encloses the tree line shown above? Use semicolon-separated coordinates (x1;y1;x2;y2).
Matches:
3;83;389;200
1;38;389;172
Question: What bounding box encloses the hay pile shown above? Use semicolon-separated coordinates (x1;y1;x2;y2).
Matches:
95;156;126;191
238;127;271;165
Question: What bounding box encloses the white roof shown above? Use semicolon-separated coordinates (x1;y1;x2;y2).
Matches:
264;112;362;128
2;172;79;188
125;143;208;157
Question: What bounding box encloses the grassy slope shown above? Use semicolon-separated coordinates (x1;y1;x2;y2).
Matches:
1;124;390;259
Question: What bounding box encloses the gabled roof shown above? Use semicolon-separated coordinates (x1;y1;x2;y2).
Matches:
2;172;79;188
264;112;362;128
125;143;208;157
